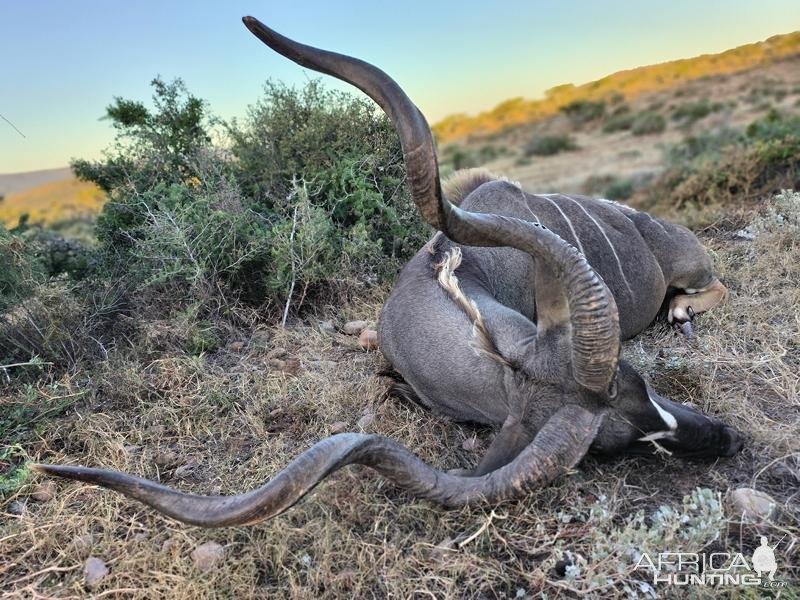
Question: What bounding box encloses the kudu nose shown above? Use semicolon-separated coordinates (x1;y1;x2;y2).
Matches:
721;426;744;457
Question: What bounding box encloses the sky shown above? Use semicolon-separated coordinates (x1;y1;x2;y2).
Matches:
1;0;799;173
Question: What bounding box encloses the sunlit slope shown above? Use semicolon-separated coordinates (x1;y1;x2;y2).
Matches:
433;31;800;141
0;178;106;228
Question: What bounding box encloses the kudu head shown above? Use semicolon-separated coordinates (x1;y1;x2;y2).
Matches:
30;17;741;528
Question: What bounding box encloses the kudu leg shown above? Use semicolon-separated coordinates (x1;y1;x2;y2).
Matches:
470;416;535;476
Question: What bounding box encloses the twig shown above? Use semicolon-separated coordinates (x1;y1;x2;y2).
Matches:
281;204;299;328
0;112;25;138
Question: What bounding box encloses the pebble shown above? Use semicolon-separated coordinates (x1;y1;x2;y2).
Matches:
330;421;348;434
191;541;225;571
728;487;777;523
30;481;56;502
83;556;108;587
251;330;272;347
358;329;378;351
318;320;337;335
343;320;371;335
357;412;376;431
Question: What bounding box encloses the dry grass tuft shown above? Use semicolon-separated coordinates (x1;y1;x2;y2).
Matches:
2;197;799;597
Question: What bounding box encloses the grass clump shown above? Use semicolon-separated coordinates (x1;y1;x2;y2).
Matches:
583;174;638;200
559;99;606;125
602;106;635;133
523;134;578;156
631;111;666;135
671;98;724;124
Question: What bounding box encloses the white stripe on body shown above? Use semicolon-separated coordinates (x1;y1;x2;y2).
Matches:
537;195;587;256
558;194;634;298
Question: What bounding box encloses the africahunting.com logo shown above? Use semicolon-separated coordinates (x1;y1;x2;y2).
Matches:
634;536;786;588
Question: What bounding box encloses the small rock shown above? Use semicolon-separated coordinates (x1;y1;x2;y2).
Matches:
309;360;337;372
343;320;370;335
122;444;140;456
161;537;180;553
155;450;179;468
330;421;348;434
30;481;56;502
358;329;379;351
318;320;337;335
733;227;756;241
174;461;200;479
133;532;148;543
462;437;479;452
357;412;375;431
251;330;272;347
228;341;245;353
83;556;108;587
191;541;225;571
7;500;25;515
728;487;776;523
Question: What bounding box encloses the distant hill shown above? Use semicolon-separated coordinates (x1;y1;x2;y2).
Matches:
433;31;800;142
0;167;73;196
0;177;105;229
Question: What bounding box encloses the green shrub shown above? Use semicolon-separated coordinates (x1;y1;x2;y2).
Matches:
73;78;428;317
671;99;724;124
631;111;666;135
523;134;578;156
73;77;211;194
559;100;605;125
602;110;635;133
0;226;44;312
441;145;478;171
582;175;636;200
665;128;744;167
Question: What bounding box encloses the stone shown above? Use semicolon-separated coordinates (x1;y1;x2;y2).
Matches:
462;437;479;452
154;450;178;468
251;330;272;347
228;341;245;352
342;320;370;335
318;320;337;335
191;541;225;571
733;227;756;241
357;412;375;431
7;500;25;515
83;556;108;587
727;487;777;523
358;329;378;351
309;360;337;372
330;421;348;434
30;481;56;502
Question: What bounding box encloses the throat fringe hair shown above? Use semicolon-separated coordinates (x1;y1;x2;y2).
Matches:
435;247;510;367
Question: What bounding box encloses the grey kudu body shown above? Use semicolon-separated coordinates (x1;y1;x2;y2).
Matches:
32;17;742;527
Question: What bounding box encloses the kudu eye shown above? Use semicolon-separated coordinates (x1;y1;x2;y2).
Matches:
607;378;619;400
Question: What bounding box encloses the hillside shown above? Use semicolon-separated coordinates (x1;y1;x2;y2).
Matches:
0;167;73;196
0;177;105;229
433;30;800;142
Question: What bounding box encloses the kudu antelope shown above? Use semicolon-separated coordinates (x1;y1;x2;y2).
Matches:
31;17;742;527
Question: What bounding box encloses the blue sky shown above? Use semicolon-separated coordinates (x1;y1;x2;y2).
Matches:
2;0;798;173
